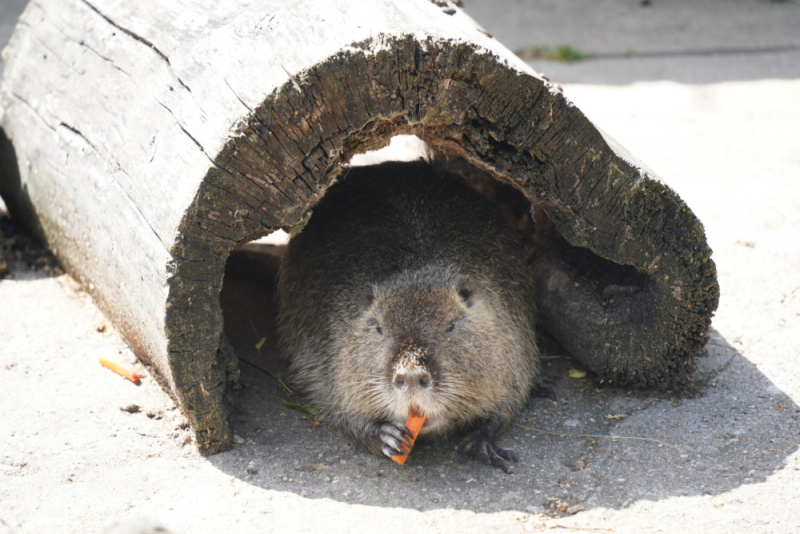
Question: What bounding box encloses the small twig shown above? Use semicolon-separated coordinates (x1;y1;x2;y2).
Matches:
249;319;261;338
237;358;302;398
244;320;304;399
515;424;686;454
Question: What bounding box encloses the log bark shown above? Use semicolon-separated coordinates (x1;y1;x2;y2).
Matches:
0;0;718;452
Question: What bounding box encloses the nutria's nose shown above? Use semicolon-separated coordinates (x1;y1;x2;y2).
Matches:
393;368;432;390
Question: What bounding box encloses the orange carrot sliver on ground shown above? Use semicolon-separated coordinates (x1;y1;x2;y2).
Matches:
98;357;140;384
391;412;427;465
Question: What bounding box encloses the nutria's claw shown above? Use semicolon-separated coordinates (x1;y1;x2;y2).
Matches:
494;447;519;464
457;431;518;474
379;422;413;457
528;375;557;405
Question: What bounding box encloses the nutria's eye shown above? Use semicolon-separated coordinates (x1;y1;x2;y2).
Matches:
446;321;456;333
376;325;383;335
456;278;473;304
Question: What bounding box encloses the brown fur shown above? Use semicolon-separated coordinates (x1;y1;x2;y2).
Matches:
277;160;539;460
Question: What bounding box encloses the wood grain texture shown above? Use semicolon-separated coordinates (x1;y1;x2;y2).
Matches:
0;0;717;453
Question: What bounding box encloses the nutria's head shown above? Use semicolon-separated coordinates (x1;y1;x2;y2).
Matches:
331;267;518;436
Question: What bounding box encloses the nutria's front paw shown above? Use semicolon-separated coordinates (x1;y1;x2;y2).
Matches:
378;422;413;458
457;429;518;474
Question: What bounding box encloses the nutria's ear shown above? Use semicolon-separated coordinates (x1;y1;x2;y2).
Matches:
456;278;473;304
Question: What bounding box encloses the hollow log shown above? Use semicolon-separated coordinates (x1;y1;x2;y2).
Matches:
0;0;718;452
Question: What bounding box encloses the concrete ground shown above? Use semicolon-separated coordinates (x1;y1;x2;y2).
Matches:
2;0;800;532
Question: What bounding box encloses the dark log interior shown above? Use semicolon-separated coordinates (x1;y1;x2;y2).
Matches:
219;244;285;384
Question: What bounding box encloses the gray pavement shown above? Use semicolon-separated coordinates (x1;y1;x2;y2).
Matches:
469;0;800;84
2;1;800;533
0;0;26;79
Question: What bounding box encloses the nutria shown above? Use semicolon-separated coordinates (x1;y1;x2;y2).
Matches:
277;160;540;472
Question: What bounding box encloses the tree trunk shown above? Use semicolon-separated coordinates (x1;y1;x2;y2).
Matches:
0;0;718;453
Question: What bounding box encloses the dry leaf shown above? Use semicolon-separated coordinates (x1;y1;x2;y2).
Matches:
568;368;586;379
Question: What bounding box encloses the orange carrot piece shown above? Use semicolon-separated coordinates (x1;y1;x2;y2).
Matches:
98;357;140;384
391;412;427;465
